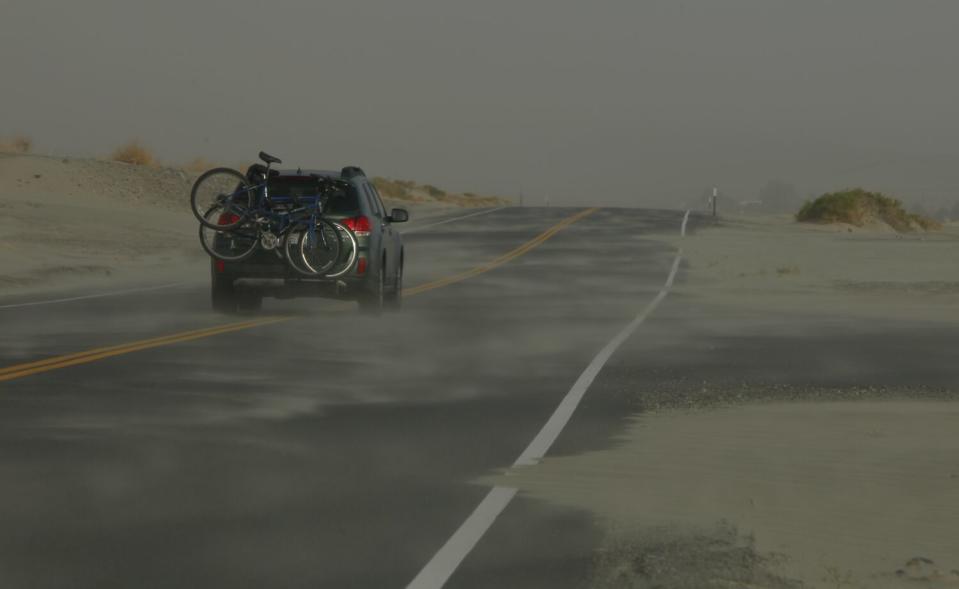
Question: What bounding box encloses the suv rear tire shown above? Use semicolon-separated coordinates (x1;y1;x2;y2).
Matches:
358;262;385;316
211;273;238;314
384;259;402;312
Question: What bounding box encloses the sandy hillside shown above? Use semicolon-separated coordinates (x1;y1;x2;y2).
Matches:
485;213;959;589
372;177;511;208
0;153;497;297
0;153;203;296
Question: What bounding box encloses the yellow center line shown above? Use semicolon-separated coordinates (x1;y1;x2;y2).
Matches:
403;208;596;296
0;208;598;383
0;318;288;383
0;318;277;377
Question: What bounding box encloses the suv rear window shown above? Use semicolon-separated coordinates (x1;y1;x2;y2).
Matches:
268;176;360;215
269;176;323;200
325;186;360;215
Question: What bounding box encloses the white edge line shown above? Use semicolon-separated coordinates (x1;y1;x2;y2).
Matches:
403;207;506;234
0;282;187;310
406;487;518;588
513;252;681;468
406;209;691;589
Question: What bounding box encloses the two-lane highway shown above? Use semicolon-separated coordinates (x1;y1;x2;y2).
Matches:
0;206;692;588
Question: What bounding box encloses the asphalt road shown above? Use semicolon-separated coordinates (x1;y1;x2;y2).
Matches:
4;206;957;588
0;206;695;588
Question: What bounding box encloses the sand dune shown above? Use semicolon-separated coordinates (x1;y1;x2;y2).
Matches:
0;154;203;296
667;213;959;323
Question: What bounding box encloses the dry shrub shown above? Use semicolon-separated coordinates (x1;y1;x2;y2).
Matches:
911;214;943;231
12;135;31;153
112;141;155;166
0;135;32;153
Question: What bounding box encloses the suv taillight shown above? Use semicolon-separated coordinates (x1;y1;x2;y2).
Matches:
342;215;371;237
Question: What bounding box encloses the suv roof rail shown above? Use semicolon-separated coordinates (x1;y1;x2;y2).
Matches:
340;166;366;179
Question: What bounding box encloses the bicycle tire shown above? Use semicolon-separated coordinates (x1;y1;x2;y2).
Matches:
284;218;342;276
199;204;259;261
321;222;358;279
191;168;255;230
281;222;315;276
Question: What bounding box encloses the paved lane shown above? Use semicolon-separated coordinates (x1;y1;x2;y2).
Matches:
0;206;689;588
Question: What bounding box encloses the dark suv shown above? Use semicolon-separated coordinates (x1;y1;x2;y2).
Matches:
210;166;408;314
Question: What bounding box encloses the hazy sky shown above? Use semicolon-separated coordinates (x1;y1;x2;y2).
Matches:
4;0;959;207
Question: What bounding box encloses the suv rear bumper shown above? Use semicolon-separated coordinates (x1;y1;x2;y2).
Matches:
234;277;356;300
213;253;371;300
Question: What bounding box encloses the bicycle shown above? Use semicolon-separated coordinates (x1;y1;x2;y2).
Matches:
192;152;355;277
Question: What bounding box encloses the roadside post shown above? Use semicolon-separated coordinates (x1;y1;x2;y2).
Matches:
712;187;718;217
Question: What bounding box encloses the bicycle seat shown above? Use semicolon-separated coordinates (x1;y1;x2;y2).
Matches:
259;151;282;165
245;163;281;182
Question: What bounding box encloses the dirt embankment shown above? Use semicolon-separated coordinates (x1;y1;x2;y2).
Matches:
372;177;511;208
0;153;203;295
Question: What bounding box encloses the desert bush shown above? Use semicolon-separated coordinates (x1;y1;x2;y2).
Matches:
0;135;32;153
112;141;155;166
372;177;412;199
912;214;943;231
797;188;940;232
423;184;446;198
12;135;31;153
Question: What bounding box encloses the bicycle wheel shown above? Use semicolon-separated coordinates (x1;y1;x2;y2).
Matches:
199;204;259;261
282;223;314;276
322;221;358;279
285;218;341;275
191;168;255;229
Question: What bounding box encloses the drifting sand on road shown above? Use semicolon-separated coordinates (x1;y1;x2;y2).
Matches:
493;401;959;588
487;214;959;588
